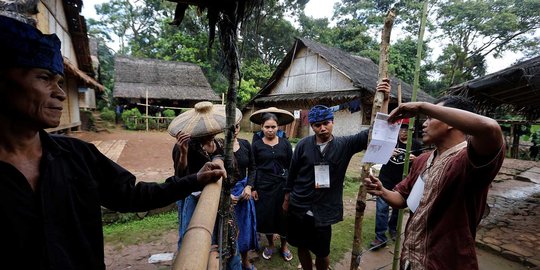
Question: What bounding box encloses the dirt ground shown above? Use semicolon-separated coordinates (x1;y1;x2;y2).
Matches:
70;129;532;270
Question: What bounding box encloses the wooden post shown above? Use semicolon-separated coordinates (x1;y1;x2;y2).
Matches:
512;124;520;158
398;81;401;106
391;2;429;269
172;179;223;270
350;8;396;270
145;90;149;132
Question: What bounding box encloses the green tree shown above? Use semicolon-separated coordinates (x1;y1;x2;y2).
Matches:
237;78;260;107
435;0;540;86
389;37;431;88
93;0;171;55
240;58;273;88
297;13;335;45
333;0;427;35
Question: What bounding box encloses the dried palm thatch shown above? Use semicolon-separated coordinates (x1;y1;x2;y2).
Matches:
447;56;540;120
113;56;219;102
0;0;38;25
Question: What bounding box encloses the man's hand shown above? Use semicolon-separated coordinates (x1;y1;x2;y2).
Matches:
388;102;425;124
196;161;226;186
377;78;391;101
251;190;259;201
282;192;290;212
363;174;384;196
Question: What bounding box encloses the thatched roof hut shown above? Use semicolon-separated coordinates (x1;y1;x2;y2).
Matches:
447;56;540;120
243;37;434;137
249;37;434;107
113;56;220;108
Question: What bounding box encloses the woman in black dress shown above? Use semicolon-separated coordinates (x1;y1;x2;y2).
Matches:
231;124;258;270
251;113;293;261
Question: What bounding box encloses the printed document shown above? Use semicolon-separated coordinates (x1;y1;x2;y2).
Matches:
361;112;401;164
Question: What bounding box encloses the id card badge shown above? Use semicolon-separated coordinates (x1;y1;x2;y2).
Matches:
314;163;330;188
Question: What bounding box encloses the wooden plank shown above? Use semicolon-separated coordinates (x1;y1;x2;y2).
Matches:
95;140;115;155
107;140;127;162
91;140;102;148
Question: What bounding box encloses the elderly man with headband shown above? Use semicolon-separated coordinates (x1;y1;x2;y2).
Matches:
283;80;391;270
0;13;225;270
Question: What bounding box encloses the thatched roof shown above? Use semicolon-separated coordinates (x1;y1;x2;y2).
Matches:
447;56;540;120
249;37;434;105
113;56;220;102
63;0;94;76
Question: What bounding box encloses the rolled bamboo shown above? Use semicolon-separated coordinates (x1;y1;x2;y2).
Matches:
172;178;222;270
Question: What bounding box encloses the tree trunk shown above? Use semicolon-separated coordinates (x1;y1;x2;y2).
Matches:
218;13;240;270
350;8;396;270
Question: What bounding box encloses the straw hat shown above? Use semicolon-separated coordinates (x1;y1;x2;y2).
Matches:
167;101;241;138
249;107;294;125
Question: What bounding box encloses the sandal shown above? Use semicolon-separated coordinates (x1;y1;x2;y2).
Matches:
281;250;293;262
262;247;273;260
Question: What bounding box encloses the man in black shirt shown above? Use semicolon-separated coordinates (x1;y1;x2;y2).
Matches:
0;14;225;269
283;80;391;270
370;119;422;249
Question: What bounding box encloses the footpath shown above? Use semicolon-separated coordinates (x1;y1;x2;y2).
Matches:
476;159;540;268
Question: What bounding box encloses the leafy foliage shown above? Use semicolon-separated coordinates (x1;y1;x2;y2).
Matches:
435;0;540;87
100;107;116;123
162;109;176;118
121;108;142;130
237;79;260;107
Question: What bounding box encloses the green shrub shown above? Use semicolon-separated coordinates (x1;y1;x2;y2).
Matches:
163;109;175;118
100;107;116;122
122;108;142;130
288;137;300;144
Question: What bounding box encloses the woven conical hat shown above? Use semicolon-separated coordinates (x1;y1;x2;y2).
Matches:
249;107;294;125
167;101;242;138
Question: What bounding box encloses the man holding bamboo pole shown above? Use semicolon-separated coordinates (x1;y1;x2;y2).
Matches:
364;96;504;269
283;80;391;270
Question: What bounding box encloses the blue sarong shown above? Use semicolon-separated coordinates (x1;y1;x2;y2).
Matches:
231;177;259;253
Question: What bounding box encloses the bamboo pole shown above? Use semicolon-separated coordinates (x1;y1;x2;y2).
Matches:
145;89;149;132
350;8;396;270
391;2;429;270
172;179;223;270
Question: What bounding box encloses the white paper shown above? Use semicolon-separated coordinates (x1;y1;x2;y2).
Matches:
294;110;301;119
362;113;401;164
407;175;425;213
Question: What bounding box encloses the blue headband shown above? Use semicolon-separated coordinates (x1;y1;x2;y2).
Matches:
308;105;334;124
0;16;64;75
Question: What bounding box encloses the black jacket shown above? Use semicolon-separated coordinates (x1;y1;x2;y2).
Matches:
0;131;201;269
286;130;368;226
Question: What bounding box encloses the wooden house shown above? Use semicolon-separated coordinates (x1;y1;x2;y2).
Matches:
113;56;221;113
34;0;104;132
243;37;434;138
